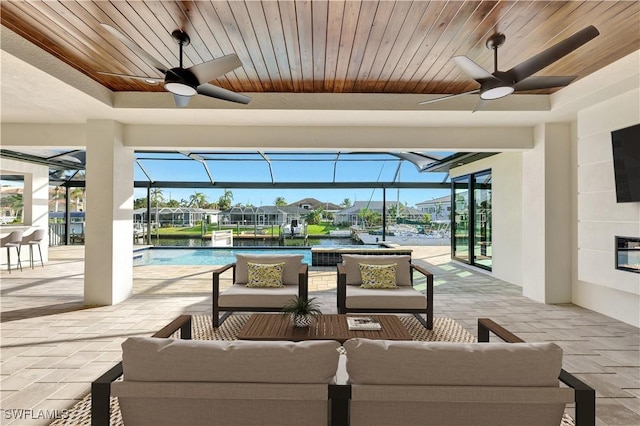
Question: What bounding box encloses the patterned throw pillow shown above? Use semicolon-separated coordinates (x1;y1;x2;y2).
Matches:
358;263;398;289
246;262;285;288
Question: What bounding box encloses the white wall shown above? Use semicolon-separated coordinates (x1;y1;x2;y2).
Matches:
450;151;524;287
574;88;640;327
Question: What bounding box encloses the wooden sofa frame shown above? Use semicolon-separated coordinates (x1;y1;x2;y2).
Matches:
336;262;434;329
212;262;309;328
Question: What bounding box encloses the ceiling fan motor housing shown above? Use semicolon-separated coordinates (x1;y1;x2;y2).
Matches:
164;68;199;96
480;71;515;100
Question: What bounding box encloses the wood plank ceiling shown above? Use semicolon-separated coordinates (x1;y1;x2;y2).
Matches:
2;1;639;98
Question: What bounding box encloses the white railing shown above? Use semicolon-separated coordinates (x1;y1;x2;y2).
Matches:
211;229;234;247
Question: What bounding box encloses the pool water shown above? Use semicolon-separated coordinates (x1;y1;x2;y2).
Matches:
134;247;312;266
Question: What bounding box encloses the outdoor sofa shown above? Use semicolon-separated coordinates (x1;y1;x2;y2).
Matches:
92;317;595;426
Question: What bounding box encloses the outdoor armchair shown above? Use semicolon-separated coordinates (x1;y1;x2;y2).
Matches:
336;254;434;329
212;254;309;327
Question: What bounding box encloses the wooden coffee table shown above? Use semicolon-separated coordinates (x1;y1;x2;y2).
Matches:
236;314;412;343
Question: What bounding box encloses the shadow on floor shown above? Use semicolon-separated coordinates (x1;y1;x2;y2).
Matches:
1;301;93;322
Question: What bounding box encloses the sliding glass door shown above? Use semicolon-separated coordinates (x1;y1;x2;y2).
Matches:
452;177;469;262
473;171;492;269
452;170;492;271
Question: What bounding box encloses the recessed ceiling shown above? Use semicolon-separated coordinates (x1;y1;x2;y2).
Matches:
2;0;638;99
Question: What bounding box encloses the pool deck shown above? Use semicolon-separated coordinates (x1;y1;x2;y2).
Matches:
1;245;639;425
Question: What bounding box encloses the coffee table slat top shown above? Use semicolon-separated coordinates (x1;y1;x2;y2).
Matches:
237;314;412;342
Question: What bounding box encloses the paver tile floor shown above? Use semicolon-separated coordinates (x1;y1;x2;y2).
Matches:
1;245;638;425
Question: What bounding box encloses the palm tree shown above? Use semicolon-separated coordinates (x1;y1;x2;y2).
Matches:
52;186;65;212
189;191;207;208
274;196;287;206
218;189;233;211
150;188;165;207
305;208;324;225
358;207;381;227
70;187;85;211
388;203;400;221
341;198;351;208
11;194;23;223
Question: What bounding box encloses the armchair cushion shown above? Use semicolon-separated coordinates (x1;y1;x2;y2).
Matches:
246;262;285;288
218;284;299;308
236;254;303;285
345;286;426;310
342;255;411;286
359;263;398;289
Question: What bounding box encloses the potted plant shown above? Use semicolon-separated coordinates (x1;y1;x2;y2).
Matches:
281;296;322;328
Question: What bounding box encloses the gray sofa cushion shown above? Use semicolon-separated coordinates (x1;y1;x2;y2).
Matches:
235;254;303;285
344;285;426;309
122;337;341;384
343;339;563;387
342;255;411;286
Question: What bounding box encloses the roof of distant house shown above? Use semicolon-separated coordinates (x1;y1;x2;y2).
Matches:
289;198;341;210
416;194;451;205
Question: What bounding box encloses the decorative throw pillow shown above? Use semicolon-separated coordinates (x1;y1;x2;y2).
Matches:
359;263;398;289
246;262;285;288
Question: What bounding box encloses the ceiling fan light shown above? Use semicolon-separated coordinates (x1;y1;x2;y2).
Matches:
480;85;514;100
164;82;197;96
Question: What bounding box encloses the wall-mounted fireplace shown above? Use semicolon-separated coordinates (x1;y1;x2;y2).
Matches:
615;236;640;274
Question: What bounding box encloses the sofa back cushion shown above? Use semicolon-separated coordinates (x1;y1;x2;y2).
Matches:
342;255;411;286
235;254;303;285
343;338;562;387
122;337;340;384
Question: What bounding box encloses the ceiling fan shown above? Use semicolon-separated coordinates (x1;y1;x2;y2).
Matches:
99;23;251;107
419;25;599;111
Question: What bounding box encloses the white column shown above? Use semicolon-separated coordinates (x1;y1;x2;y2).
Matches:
84;120;134;305
522;123;572;303
22;166;50;263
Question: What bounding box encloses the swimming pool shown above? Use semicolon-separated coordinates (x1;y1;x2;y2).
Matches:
134;247;312;266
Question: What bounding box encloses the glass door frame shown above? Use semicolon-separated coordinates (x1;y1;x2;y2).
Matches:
451;169;492;271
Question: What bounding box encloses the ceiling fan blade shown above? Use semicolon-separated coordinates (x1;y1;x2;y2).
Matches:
173;94;192;108
514;75;576;91
188;54;243;85
506;25;599;83
97;71;162;85
452;56;494;82
418;89;479;105
101;23;168;74
197;83;251;105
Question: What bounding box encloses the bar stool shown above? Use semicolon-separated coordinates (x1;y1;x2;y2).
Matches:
21;229;45;268
1;230;24;273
